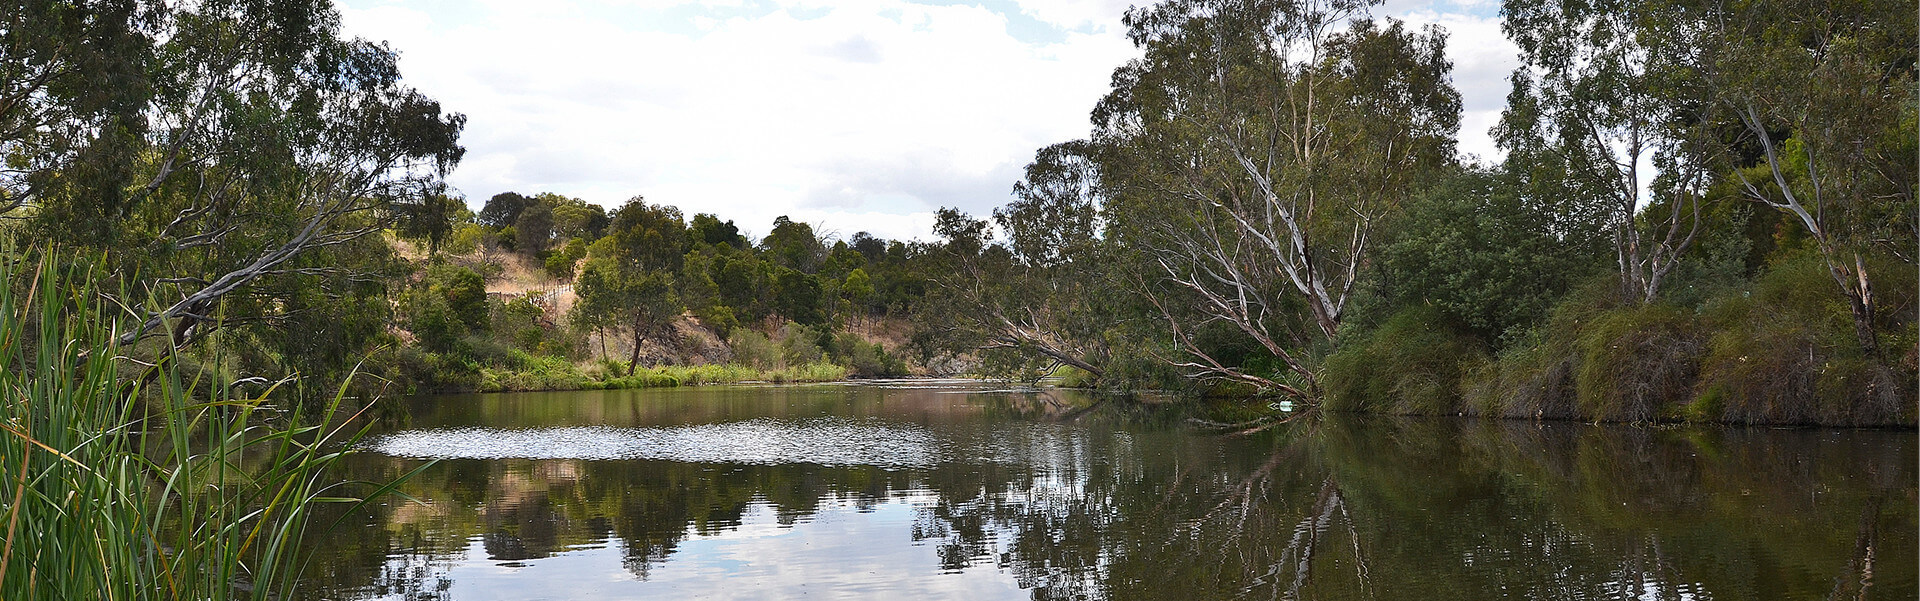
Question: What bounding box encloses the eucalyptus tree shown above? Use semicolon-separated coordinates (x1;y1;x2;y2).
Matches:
977;142;1116;381
395;193;465;256
1093;0;1458;397
3;0;466;362
570;197;685;374
762;215;826;273
1700;0;1915;356
479;192;533;228
1500;0;1721;304
0;0;153;225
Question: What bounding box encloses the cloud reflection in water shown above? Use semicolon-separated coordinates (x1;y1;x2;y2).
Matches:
366;417;943;469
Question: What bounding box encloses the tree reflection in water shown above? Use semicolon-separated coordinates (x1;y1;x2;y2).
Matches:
293;385;1915;600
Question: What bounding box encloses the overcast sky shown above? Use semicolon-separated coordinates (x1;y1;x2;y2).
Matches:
336;0;1513;242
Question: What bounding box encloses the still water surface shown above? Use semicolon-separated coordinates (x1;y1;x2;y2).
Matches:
299;381;1916;600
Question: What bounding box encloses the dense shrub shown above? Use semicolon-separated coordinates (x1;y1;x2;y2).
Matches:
730;329;779;370
1323;306;1487;415
1461;280;1705;423
828;331;908;377
1569;304;1704;422
777;322;824;366
1694;251;1916;426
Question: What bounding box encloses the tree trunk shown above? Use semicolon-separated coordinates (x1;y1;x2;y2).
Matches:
626;315;644;376
1833;253;1879;357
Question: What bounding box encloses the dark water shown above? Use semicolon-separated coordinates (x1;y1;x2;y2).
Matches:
298;381;1917;600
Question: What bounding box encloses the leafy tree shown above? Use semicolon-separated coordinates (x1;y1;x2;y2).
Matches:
770;266;825;326
545;254;576;281
1500;0;1719;304
573;259;678;374
762;216;824;273
689;213;748;250
713;253;771;322
849;232;887;262
514;200;556;255
606;196;686;273
842;268;875;317
480;192;533;229
819;241;866;281
1373;168;1602;343
0;0;152;234
570;198;685;374
545;194;609;241
1092;0;1459;398
401;263;488;352
1699;0;1916;356
925;142;1123;383
20;0;471;361
396;193;467;256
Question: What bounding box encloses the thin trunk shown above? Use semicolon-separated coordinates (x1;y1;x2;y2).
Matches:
626;314;644;376
1836;253;1879;357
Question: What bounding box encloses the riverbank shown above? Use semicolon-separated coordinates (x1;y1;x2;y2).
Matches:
405;352;853;394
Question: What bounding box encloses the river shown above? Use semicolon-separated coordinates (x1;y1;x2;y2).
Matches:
294;380;1916;600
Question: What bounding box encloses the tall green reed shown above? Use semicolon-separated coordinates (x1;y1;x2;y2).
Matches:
1;253;404;600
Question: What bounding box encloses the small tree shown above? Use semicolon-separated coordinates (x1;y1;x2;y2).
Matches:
573;258;679;375
570;198;685;374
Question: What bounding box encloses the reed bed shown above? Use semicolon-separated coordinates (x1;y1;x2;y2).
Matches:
0;255;397;600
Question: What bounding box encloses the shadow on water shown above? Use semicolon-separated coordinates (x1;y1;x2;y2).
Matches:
296;384;1916;600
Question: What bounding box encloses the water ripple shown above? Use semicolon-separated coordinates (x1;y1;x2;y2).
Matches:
366;417;941;468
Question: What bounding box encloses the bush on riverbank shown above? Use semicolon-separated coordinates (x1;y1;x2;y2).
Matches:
1691;252;1916;426
1323;306;1485;415
1353;249;1919;426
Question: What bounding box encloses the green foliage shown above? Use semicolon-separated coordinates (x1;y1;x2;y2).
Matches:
0;254;406;600
762;216;824;273
841;268;874;313
1568;303;1705;423
1457;279;1706;422
445;223;485;255
765;362;851;384
395;194;467;256
572;201;685;373
480;192;534;229
400;263;488;352
1694;251;1916;426
827;332;908;377
693;304;739;340
777;322;824;366
689;213;748;249
728;329;780;371
1374;168;1602;343
493;296;576;357
1323;306;1487;415
770;266;825;325
544;253;575;280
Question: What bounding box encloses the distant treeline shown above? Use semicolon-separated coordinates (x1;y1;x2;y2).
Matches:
2;0;1913;425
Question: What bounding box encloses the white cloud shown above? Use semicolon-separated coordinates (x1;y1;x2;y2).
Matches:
338;0;1136;241
339;0;1517;241
1010;0;1134;29
1387;1;1519;163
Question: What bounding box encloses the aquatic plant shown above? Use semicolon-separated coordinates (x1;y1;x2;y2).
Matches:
0;254;400;600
